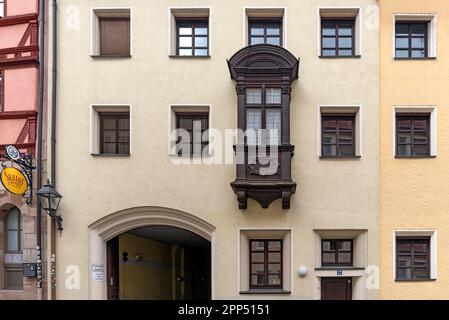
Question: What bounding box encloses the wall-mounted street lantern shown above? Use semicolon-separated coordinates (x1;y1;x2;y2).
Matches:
37;179;63;231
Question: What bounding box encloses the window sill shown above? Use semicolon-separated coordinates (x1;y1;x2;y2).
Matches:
90;55;132;59
169;55;211;59
395;155;436;159
394;57;436;61
319;55;361;59
319;155;361;160
168;154;212;159
240;289;291;295
315;267;365;271
91;153;131;157
395;278;436;282
0;289;24;293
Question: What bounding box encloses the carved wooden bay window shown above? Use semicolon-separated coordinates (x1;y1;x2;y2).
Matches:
227;45;299;209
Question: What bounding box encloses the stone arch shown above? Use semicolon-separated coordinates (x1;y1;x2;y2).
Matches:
88;206;216;300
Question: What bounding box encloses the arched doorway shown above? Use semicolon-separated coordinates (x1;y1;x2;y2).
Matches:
88;206;215;300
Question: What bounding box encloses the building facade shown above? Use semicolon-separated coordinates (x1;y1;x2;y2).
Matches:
0;0;47;300
379;0;449;299
52;0;379;300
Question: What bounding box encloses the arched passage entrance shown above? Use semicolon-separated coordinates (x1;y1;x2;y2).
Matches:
88;206;216;300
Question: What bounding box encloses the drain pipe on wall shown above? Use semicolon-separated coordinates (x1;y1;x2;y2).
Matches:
50;0;58;300
36;0;46;300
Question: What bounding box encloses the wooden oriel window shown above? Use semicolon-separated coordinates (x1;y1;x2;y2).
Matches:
249;19;282;46
395;22;427;58
176;112;209;157
321;115;355;157
321;19;355;56
322;240;353;266
99;113;130;155
396;114;430;157
246;87;282;145
250;240;283;288
0;69;4;112
176;19;209;56
396;237;430;280
99;17;130;56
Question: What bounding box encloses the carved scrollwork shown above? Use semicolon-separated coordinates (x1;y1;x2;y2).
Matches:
236;191;247;209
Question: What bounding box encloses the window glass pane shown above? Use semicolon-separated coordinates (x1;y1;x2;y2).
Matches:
338;132;353;144
323;132;337;143
322;38;336;48
323;119;337;131
104;131;116;143
339;241;352;251
267;25;280;35
395;50;409;58
398;242;412;253
413;242;428;253
266;109;281;145
118;143;129;154
252;252;264;263
397;144;411;156
251;264;265;274
396;24;409;36
268;241;282;251
268;252;281;263
119;131;129;143
414;119;428;130
103;118;116;130
398;256;412;268
250;26;264;36
268;264;281;273
413;132;427;145
411;50;425;58
195;27;208;35
7;230;19;252
322;27;336;36
251;274;265;286
339;119;353;130
322;241;332;251
397;267;411;280
414;268;430;279
396;38;409;49
178;49;192;56
251;241;265;251
246;89;262;104
179;27;192;35
195;37;207;47
323;145;337;157
250;37;265;45
397;133;412;144
195;49;208;56
338;50;353;56
179;37;192;47
322;49;336;56
414;144;428;155
338;38;352;48
266;89;281;104
411;24;426;36
337;252;352;263
118;118;129;130
338;27;352;36
413;256;428;267
6;209;19;229
398;119;412;130
322;252;336;264
268;275;281;286
412;38;425;49
246;110;261;145
103;143;116;154
266;37;281;46
180;118;193;129
339;145;353;156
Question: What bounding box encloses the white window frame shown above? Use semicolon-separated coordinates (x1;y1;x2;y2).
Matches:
0;0;5;18
90;104;132;155
393;14;437;59
168;7;211;57
244;7;287;48
318;105;362;158
91;7;132;57
168;104;211;157
393;229;437;281
393;106;437;157
317;7;362;57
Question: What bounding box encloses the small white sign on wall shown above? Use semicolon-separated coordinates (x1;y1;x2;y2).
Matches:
91;264;104;282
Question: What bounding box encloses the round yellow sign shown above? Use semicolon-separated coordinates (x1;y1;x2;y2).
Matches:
0;167;28;195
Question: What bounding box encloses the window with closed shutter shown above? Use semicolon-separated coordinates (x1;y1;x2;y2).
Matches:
99;17;130;56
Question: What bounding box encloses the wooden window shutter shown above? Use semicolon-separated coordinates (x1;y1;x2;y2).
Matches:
100;17;130;56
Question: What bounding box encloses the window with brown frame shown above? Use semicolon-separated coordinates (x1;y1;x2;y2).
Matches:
248;19;282;46
0;70;4;112
175;112;209;157
99;113;130;155
396;237;430;281
249;240;282;289
5;207;22;254
321;19;355;56
321;114;355;157
99;17;130;56
396;114;430;157
246;87;282;145
395;22;427;58
322;240;353;266
176;19;209;56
